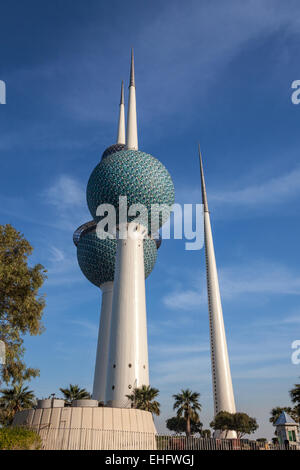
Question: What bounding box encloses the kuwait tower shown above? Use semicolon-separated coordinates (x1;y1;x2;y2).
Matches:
198;146;237;438
76;50;174;408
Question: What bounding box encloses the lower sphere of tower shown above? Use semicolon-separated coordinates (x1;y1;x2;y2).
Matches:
87;149;175;233
77;231;157;287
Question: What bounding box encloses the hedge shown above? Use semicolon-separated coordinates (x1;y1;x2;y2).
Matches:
0;426;42;450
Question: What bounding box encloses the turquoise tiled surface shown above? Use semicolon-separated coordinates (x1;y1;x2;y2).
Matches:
87;150;175;232
77;231;157;287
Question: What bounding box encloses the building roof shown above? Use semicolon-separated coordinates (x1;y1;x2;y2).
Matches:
275;411;297;426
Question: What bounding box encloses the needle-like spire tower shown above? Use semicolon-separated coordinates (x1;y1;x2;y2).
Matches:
199;146;237;438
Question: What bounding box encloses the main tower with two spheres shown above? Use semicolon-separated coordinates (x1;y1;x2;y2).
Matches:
74;50;175;409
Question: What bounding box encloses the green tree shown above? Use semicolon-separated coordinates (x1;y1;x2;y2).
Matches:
232;412;258;438
0;224;46;385
59;384;91;405
201;429;211;438
0;383;36;425
126;385;160;416
172;389;201;437
210;411;258;439
166;416;203;435
210;411;234;438
289;379;300;420
269;406;299;425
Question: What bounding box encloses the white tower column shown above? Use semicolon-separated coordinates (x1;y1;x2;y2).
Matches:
199;146;236;438
126;49;138;150
92;281;114;402
117;81;125;145
106;223;149;407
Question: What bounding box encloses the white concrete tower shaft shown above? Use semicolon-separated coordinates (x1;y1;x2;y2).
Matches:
117;81;126;145
199;146;236;432
92;282;113;402
106;224;149;407
106;51;149;408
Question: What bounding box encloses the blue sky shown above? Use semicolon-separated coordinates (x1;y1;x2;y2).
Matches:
1;0;300;439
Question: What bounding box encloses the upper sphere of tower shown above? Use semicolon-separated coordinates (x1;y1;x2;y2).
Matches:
77;230;157;287
101;143;126;161
87;149;175;232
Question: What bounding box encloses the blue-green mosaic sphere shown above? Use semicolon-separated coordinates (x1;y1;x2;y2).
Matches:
77;231;157;287
87;150;175;232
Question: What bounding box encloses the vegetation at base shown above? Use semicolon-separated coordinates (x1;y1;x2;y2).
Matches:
269;377;300;433
289;378;300;420
126;385;160;416
172;389;202;437
0;426;41;450
0;224;47;386
166;416;203;435
269;406;299;425
201;429;211;438
210;411;258;438
59;384;91;405
0;383;36;425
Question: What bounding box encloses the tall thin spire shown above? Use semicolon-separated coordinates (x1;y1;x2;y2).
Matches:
199;145;236;438
126;48;138;150
198;144;209;212
129;48;135;87
117;81;125;145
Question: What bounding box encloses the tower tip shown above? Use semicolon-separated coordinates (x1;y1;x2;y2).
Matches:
130;48;135;87
198;144;209;212
126;49;138;149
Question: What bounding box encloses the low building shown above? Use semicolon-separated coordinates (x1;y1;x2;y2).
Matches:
274;411;299;448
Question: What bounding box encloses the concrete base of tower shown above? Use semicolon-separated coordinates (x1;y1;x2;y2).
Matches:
12;403;157;450
213;429;237;439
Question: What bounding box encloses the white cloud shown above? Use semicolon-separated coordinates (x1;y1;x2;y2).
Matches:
150;343;210;356
70;319;98;339
176;166;300;212
49;246;65;263
43;175;90;231
45;175;85;209
282;315;300;324
163;261;300;310
163;289;206;310
210;167;300;207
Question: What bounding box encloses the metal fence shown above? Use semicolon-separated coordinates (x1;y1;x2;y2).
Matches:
156;435;298;451
27;427;299;451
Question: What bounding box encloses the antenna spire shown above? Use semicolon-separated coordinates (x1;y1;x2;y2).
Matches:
117;81;125;144
126;49;138;150
198;144;209;212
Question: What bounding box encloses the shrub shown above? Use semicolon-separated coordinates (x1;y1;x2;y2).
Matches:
0;427;41;450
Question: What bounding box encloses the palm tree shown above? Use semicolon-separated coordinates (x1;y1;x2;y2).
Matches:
126;385;160;416
59;384;91;405
270;406;299;425
0;383;36;424
173;389;201;437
